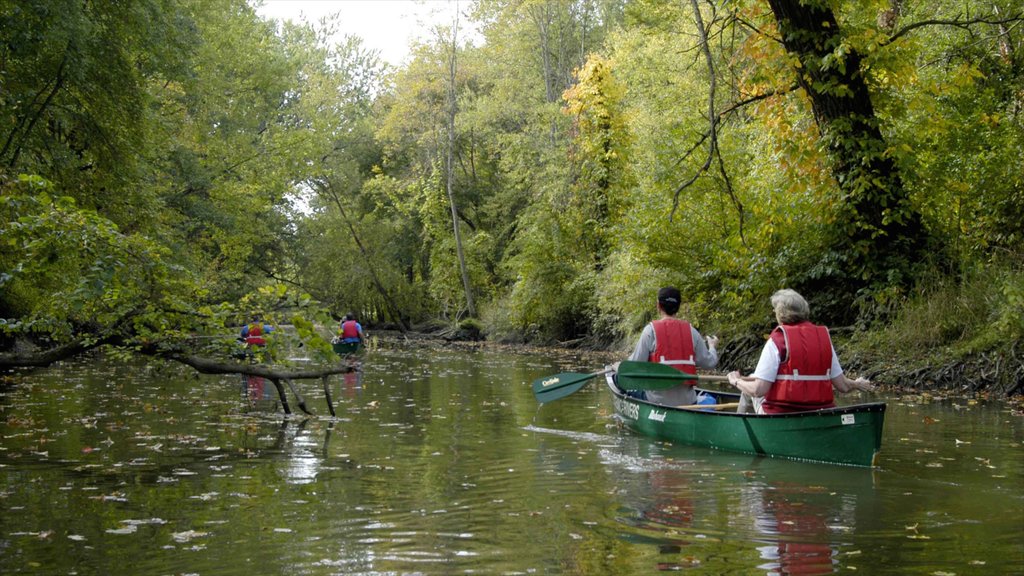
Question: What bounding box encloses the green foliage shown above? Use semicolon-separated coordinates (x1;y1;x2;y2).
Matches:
850;259;1024;360
2;0;1022;386
1;179;179;339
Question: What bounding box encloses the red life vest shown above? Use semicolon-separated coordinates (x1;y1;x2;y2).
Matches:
244;323;266;346
340;320;360;341
649;318;697;377
763;322;835;413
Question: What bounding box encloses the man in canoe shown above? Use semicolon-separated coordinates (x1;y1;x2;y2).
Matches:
337;313;365;347
240;318;274;347
727;289;874;414
623;286;719;406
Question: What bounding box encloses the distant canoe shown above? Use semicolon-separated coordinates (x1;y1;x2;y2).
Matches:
604;371;885;467
332;341;362;355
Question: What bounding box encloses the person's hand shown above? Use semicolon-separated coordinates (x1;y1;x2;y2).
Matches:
852;377;874;392
727;370;742;387
707;335;719;350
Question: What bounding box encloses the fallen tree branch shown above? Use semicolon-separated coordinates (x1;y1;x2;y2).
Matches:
0;339;110;368
166;353;354;380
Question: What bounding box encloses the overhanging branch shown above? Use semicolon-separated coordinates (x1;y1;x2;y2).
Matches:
884;13;1023;46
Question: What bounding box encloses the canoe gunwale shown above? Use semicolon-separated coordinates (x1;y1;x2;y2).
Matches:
604;374;886;417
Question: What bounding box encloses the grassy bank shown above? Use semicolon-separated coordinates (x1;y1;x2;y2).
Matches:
837;264;1023;397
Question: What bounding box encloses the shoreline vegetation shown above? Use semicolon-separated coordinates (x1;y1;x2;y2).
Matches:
1;2;1021;406
369;325;1024;400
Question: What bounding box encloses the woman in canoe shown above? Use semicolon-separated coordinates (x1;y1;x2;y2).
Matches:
727;289;874;414
623;286;719;406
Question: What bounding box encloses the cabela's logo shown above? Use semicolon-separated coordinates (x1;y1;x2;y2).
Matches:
648;410;667;422
613;397;640;420
541;377;560;388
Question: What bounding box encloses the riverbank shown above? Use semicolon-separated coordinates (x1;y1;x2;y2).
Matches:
368;327;1023;400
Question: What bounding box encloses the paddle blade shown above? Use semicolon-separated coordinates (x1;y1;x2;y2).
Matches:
616;360;696;391
532;371;600;403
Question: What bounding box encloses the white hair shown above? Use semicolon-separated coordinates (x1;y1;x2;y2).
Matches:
771;289;810;324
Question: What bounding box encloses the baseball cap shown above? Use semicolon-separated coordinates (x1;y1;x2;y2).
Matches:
657;286;681;304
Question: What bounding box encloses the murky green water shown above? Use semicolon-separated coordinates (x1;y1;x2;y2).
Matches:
1;345;1022;575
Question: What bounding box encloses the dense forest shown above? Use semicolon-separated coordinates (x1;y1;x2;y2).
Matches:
1;0;1021;395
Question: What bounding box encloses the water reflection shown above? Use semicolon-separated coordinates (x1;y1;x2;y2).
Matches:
745;474;843;574
599;433;880;573
1;351;1020;575
241;374;278;410
340;369;364;399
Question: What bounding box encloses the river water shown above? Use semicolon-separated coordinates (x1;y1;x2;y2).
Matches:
1;344;1021;575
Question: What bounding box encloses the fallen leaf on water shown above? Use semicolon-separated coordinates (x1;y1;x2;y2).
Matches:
123;518;167;526
171;530;208;543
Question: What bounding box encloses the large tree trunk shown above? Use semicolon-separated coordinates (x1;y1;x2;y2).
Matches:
445;18;476;319
318;179;411;332
766;0;929;302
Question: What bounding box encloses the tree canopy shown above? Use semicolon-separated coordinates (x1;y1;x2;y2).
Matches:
2;0;1021;393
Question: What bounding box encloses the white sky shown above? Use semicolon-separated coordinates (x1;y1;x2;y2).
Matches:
254;0;475;66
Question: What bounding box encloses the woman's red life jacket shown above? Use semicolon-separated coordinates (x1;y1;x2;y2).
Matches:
340;320;360;340
649;318;697;377
245;323;266;346
763;322;835;413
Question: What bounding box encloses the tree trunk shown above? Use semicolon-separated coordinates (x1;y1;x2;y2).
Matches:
318;179;410;332
765;0;929;300
445;16;476;318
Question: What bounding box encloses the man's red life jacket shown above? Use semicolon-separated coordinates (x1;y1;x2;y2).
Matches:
340;320;360;340
763;322;835;413
245;323;266;346
649;318;697;377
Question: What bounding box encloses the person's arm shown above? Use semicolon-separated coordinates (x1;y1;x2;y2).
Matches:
832;374;874;393
728;372;774;397
826;347;874;393
727;339;779;397
628;324;656;362
691;326;719;368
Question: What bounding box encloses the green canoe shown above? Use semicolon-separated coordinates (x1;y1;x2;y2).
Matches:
604;370;886;467
332;341;362;355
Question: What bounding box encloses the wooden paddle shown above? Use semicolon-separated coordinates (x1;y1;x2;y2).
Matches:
533;367;614;403
617;360;729;390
